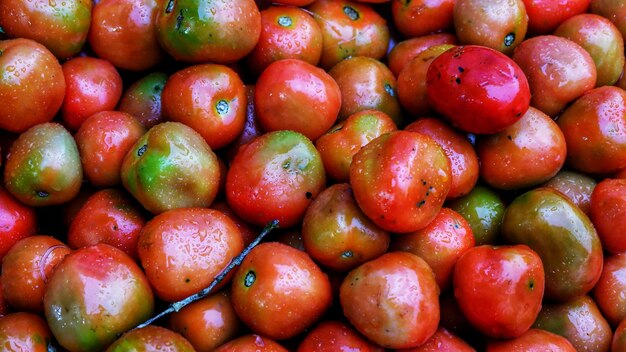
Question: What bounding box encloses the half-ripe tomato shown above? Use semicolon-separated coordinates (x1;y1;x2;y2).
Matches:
117;72;168;129
427;45;530;134
106;326;195;351
388;33;458;77
0;312;52;352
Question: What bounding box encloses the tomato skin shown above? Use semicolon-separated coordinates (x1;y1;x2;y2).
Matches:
391;0;454;39
307;0;389;70
542;170;597;216
162;64;246;150
254;59;341;141
226;130;326;228
447;184;505;245
476;106;566;190
0;0;91;59
1;236;70;314
315;110;397;182
0;312;53;352
0;187;36;261
512;35;597;117
533;295;612;352
0;38;66;133
350;130;451;233
302;183;390;272
246;6;323;75
397;327;475;352
106;326;195;352
121;122;221;214
486;328;576;352
614;318;626;352
340;251;440;349
427;45;530;134
138;208;243;302
388;33;458;77
557;86;626;174
405;117;479;199
391;207;474;291
230;242;332;340
214;335;288;352
117;72;168;129
297;320;384;352
593;253;626;327
591;0;626;41
88;0;163;71
524;0;591;34
44;243;154;352
589;179;626;254
4;123;83;207
156;0;261;63
61;57;124;131
169;290;243;352
75;111;146;187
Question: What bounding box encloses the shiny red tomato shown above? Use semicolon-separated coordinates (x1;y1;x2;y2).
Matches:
590;179;626;254
297;320;384;352
0;187;36;261
427;45;530;134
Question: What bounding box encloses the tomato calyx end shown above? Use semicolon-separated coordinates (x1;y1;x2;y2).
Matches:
244;270;256;287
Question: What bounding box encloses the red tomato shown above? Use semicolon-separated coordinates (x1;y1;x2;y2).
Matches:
138;208;243;302
594;253;626;327
427;45;530;134
1;236;70;313
397;327;475;352
486;328;576;352
117;72;168;129
214;335;288;352
391;0;454;38
590;179;626;254
0;187;37;261
523;0;590;34
0;312;52;352
388;33;458;77
614;318;626;352
340;251;440;349
454;245;545;339
297;320;384;352
61;57;123;131
230;242;332;340
350;130;451;233
255;59;341;141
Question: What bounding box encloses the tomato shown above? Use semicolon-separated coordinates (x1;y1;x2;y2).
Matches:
162;64;246;150
117;72;168;129
121;122;221;214
61;57;124;131
591;0;626;40
523;0;590;34
214;335;288;352
75;111;146;187
391;207;474;291
350;130;451;233
1;236;70;313
404;117;479;199
255;59;341;141
593;253;626;327
453;0;528;54
302;183;390;272
106;326;195;352
44;243;154;352
246;6;323;75
533;295;612;352
454;245;544;339
542;170;597;216
397;327;475;352
391;0;454;39
226;130;326;228
0;187;36;261
88;0;162;71
511;35;597;117
169;290;243;352
476;106;567;190
615;318;626;352
4;123;82;207
211;201;258;246
555;14;624;87
297;320;384;352
329;56;402;126
557;86;626;174
589;179;626;254
0;0;91;59
388;33;458;77
138;208;243;302
427;45;530;134
0;312;52;352
447;184;505;245
307;0;389;69
230;242;332;340
502;188;603;302
155;0;261;63
0;38;65;133
486;329;576;352
340;251;439;349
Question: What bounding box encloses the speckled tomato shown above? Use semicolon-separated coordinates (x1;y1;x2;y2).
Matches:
542;170;597;216
427;45;530;134
350;130;451;233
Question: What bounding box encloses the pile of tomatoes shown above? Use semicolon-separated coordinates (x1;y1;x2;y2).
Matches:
2;0;626;350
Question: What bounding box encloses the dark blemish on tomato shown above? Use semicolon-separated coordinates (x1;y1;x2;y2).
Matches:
343;6;360;21
516;112;522;117
113;225;118;231
175;10;184;31
341;250;353;258
436;71;442;79
137;144;148;157
455;77;461;84
165;0;174;13
185;277;191;283
36;190;49;198
384;83;395;97
421;179;427;186
277;15;292;27
305;192;312;199
504;33;515;47
244;271;256;287
454;222;460;229
528;279;535;290
216;99;229;115
458;66;464;73
417;200;426;207
507;135;512;140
